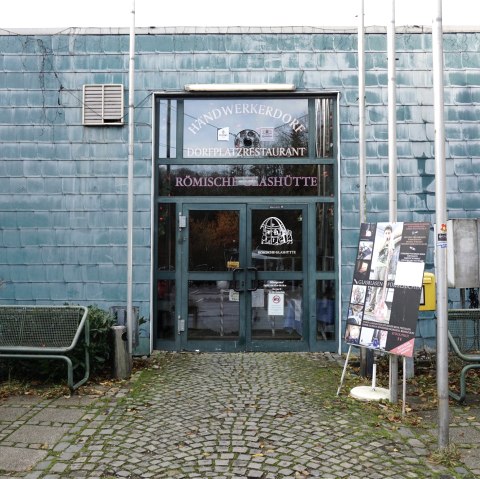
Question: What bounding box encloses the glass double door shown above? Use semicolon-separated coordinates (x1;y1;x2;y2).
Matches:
181;203;308;351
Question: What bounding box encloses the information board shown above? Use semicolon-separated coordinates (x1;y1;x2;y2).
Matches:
345;222;430;357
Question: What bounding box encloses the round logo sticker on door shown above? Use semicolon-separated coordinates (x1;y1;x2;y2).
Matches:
260;217;293;246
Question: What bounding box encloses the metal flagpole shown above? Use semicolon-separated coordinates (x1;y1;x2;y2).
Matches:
359;0;366;227
432;0;449;449
358;0;371;379
127;0;136;356
338;0;367;396
387;0;399;404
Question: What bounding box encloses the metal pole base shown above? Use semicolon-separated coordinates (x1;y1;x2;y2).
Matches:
350;385;390;401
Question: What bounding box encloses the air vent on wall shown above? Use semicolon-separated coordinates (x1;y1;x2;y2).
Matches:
83;84;124;125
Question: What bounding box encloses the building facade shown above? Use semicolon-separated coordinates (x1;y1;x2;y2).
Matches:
1;26;479;355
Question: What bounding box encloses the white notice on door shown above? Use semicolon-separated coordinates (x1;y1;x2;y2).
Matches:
268;292;284;316
252;288;264;308
229;289;240;302
217;127;230;141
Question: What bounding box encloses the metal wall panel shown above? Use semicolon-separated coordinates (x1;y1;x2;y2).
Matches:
447;219;480;288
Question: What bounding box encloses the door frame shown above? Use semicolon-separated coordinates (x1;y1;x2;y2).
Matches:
180;203;247;352
246;203;309;351
178;201;310;352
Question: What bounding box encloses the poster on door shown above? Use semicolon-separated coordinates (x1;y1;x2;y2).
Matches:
345;222;430;357
268;292;285;316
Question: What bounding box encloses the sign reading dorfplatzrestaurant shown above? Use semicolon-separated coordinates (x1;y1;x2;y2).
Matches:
183;99;309;159
345;222;430;357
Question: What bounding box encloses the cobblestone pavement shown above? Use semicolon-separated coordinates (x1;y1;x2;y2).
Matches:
1;352;479;478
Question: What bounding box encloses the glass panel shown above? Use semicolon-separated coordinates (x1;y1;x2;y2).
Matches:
183;99;309;159
158;99;177;159
159;164;333;197
316;203;335;271
189;210;239;272
251;209;303;271
315;98;334;158
251;280;303;339
158;203;176;270
188;280;239;339
157;280;175;340
316;164;334;197
316;280;335;340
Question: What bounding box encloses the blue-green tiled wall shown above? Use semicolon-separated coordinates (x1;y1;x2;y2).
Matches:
1;28;480;353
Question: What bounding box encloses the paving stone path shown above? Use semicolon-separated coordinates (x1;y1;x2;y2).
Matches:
0;352;479;478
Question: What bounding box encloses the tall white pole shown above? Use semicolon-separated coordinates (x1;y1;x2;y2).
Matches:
387;0;399;403
359;0;366;223
127;0;135;355
388;0;397;221
358;0;371;377
432;0;449;449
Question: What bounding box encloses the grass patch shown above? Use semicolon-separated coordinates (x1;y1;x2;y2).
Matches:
0;378;71;399
429;444;462;468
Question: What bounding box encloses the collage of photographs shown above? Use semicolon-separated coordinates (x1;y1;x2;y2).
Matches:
345;222;430;357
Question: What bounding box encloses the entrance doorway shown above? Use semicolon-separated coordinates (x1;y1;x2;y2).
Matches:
154;93;338;352
181;204;307;351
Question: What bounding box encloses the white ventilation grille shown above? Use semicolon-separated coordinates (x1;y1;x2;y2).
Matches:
83;84;124;125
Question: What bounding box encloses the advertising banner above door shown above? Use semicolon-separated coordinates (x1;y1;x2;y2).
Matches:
345;222;430;357
158;164;334;197
183;99;309;158
156;96;335;160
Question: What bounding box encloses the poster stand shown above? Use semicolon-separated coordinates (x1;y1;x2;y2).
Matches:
402;355;407;416
339;222;429;406
336;345;352;396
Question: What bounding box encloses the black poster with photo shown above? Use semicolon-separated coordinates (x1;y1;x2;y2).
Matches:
345;222;430;357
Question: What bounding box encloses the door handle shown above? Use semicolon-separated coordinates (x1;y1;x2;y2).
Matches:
247;267;259;292
232;268;245;292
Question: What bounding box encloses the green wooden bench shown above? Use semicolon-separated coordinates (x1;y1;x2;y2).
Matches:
0;305;89;392
447;308;480;403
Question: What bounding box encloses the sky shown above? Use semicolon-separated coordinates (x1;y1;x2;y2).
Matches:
1;0;478;29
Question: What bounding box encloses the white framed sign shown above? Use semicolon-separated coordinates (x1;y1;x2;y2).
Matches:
268;292;284;316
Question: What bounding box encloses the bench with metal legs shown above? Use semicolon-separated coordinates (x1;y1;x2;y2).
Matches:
0;305;90;392
447;308;480;403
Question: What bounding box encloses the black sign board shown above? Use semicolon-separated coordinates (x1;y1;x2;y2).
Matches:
345;222;430;357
